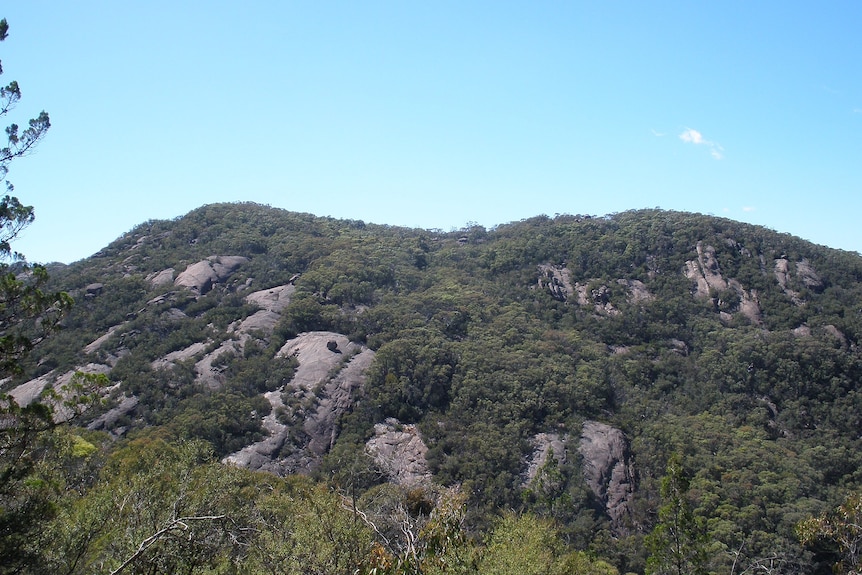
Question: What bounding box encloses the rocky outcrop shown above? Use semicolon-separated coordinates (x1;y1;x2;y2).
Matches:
222;386;291;475
235;309;282;336
192;341;239;390
796;259;824;290
366;418;432;487
84;325;121;355
790;324;851;350
793;325;812;337
774;259;803;305
306;347;375;457
8;364;113;423
151;341;209;371
7;373;54;408
775;258;824;306
150;283;296;388
619;279;653;304
521;425;635;534
161;308;189;322
565;278;654;316
574;282;620;316
738;292;762;324
684;242;761;324
684;242;727;297
174;256;248;295
537;263;655;315
276;332;362;388
537;264;574;302
223;332;373;476
579;421;635;535
150;337;241;390
245;284;295;313
87;395;139;435
824;324;848;346
146;268;175;287
524;432;567;486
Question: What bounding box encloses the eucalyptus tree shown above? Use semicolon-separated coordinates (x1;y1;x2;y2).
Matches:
0;16;67;375
0;18;72;575
645;453;709;575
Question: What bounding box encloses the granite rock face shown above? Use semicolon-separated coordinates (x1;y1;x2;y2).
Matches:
223;332;374;476
522;423;636;534
523;432;567;485
579;420;636;534
684;242;761;323
537;264;574;302
366;418;432;487
536;263;655;318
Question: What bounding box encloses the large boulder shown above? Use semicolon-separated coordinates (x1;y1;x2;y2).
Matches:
84;283;104;298
146;268;175;287
245;284;295;313
174;256;248;295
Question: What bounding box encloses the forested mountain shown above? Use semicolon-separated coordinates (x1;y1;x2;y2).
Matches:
4;202;862;574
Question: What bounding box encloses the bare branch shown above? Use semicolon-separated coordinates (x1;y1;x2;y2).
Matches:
110;515;227;575
340;494;392;551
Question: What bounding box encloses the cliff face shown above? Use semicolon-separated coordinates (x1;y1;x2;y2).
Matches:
524;423;636;535
578;421;636;535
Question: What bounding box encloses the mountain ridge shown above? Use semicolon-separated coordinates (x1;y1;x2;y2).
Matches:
7;202;862;572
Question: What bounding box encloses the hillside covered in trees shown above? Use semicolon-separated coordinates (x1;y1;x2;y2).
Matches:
4;203;862;574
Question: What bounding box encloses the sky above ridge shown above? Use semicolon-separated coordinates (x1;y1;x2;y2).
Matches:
3;2;861;263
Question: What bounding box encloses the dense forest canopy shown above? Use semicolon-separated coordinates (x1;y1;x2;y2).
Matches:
3;202;862;574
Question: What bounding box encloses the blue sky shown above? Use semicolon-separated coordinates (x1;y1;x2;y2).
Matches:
2;2;861;263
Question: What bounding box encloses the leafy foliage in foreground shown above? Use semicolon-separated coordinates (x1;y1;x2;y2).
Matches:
4;433;624;575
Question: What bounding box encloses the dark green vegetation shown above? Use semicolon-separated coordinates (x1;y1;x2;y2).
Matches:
4;202;862;574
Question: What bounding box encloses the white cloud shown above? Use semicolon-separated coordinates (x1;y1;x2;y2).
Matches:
651;129;666;137
679;128;705;144
742;206;756;212
679;127;723;160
